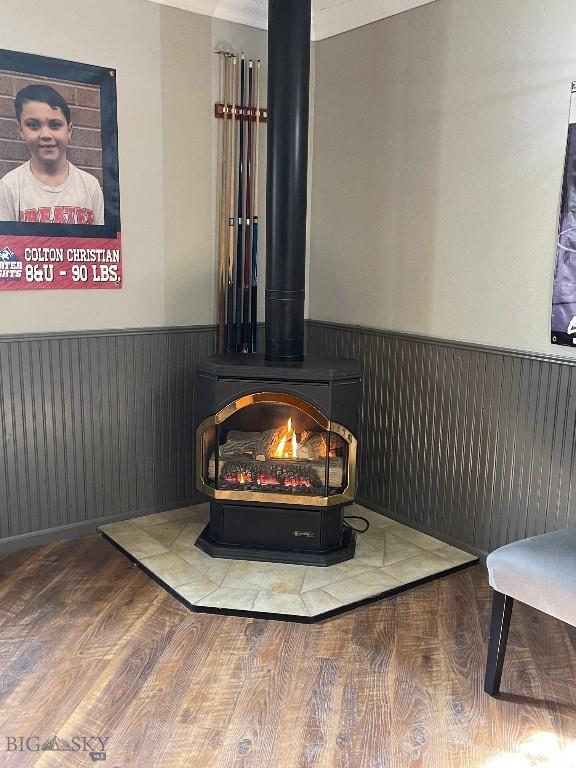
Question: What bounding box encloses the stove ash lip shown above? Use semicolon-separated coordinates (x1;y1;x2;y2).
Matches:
197;354;361;383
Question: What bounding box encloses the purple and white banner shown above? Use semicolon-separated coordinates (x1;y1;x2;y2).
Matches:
551;82;576;346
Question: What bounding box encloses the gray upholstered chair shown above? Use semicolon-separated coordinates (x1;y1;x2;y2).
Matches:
484;528;576;697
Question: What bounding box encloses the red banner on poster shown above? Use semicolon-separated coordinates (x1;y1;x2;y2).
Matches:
0;234;122;290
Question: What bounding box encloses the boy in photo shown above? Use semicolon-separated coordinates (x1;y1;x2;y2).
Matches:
0;84;104;224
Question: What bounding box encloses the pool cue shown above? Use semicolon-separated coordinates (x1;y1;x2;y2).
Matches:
250;60;261;353
242;60;254;353
226;55;238;353
217;53;229;354
235;53;246;352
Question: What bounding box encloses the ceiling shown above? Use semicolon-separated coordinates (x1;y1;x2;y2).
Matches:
149;0;436;41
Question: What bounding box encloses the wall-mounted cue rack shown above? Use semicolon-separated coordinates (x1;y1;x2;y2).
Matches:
215;51;267;355
214;103;268;122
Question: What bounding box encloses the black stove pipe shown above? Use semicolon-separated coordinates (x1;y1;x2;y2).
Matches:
265;0;311;363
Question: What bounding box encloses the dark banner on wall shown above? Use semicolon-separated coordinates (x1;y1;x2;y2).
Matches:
551;82;576;345
0;49;121;290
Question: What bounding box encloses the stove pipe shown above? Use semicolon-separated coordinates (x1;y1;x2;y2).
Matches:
265;0;311;363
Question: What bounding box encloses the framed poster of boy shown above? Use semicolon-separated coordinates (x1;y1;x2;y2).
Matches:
0;49;121;290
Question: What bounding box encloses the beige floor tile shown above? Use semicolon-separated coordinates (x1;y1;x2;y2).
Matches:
108;529;168;558
177;578;221;605
102;521;160;541
196;587;259;611
140;552;203;588
353;549;385;568
353;528;423;566
392;525;450;551
108;525;162;543
323;569;401;603
163;504;210;524
432;544;476;566
143;520;191;548
347;505;397;528
130;512;169;528
177;549;233;585
354;526;388;553
171;521;208;550
100;520;140;536
222;560;307;594
301;560;374;593
124;540;170;559
301;588;344;616
383;552;456;584
252;592;309;616
382;533;427;566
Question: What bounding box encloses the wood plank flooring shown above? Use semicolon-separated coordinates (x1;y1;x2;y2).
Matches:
0;535;574;767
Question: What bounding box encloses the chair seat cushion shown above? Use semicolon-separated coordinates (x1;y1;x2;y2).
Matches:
487;528;576;627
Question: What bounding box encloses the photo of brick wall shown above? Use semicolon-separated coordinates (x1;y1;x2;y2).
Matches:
0;71;102;187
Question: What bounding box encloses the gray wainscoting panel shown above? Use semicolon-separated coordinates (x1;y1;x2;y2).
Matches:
3;320;573;557
307;320;576;555
0;326;217;546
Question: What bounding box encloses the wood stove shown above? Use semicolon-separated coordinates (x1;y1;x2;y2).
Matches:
194;355;360;564
193;0;360;565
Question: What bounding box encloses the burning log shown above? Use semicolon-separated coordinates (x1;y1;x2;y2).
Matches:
298;432;344;460
217;459;321;491
220;430;262;457
211;426;347;491
219;426;345;461
208;455;344;489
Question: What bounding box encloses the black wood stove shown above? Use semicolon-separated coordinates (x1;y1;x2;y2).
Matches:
194;0;360;565
195;355;360;564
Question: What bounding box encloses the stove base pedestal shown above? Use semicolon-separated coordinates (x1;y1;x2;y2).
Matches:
196;523;355;566
195;501;356;566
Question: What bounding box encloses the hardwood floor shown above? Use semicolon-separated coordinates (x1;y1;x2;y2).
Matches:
0;535;574;767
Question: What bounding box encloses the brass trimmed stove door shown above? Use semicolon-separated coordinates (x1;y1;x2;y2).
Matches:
196;392;357;507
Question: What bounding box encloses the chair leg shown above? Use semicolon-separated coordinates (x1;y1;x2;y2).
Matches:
484;590;513;696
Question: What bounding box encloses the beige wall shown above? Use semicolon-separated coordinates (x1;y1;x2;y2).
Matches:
0;0;264;334
9;0;565;349
161;7;213;327
310;0;576;356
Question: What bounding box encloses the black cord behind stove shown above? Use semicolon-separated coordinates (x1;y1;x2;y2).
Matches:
343;515;370;534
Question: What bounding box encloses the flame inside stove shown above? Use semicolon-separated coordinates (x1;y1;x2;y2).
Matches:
273;417;299;459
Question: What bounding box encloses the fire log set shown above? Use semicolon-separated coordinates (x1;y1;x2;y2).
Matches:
219;463;317;492
208;420;345;495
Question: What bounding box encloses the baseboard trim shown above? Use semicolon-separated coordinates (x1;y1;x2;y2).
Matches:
0;494;204;555
355;495;488;562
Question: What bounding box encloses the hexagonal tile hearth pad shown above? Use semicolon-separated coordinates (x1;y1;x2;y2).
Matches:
99;503;477;622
